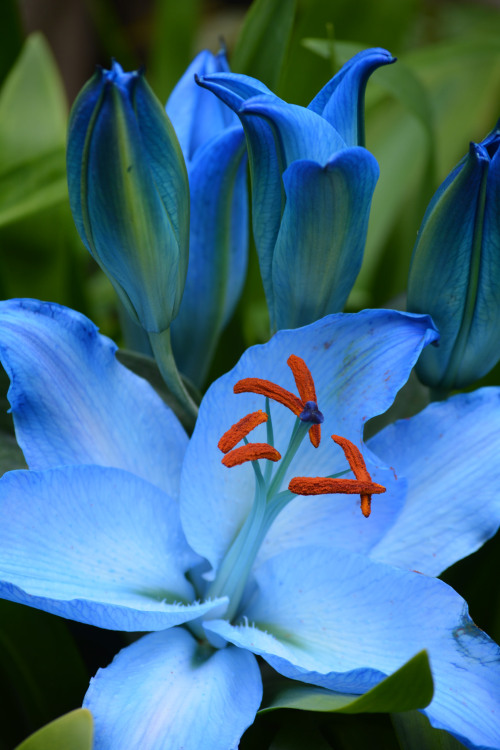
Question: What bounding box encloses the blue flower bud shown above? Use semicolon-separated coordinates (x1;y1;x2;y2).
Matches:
196;49;394;332
166;50;249;387
67;62;189;333
407;124;500;390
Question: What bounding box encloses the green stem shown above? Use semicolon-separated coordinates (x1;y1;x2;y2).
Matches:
148;328;198;424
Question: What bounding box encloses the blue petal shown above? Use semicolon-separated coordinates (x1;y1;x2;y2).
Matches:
180;310;438;574
0;465;226;630
0;299;187;497
368;388;500;576
255;467;406;569
166;49;239;161
272;148;379;329
240;95;346;166
196;73;282;323
205;546;500;750
84;627;262;750
308;48;396;146
408;138;500;389
171;126;248;388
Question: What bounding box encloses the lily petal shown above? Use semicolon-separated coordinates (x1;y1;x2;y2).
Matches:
0;465;226;630
180;310;438;574
240;96;345;166
0;299;187;497
171;126;248;387
196;73;282;321
84;627;262;750
166;49;238;161
368;388;500;575
308;48;396;146
205;546;500;750
272;149;379;329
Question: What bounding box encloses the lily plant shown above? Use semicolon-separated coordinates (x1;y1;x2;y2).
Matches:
0;299;499;749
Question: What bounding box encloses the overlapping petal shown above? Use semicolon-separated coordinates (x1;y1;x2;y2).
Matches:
272;148;379;329
0;299;187;496
84;627;262;750
204;546;500;750
180;310;438;574
166;49;238;161
0;465;227;630
368;388;500;575
308;47;396;146
171;125;248;386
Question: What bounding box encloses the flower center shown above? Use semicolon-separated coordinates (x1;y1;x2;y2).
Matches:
206;354;385;622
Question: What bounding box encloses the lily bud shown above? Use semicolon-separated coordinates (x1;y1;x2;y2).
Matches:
166;50;249;388
407;124;500;390
67;62;189;333
197;48;394;332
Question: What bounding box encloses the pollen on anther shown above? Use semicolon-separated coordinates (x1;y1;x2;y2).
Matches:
218;410;268;453
287;354;317;404
234;378;303;415
222;442;281;467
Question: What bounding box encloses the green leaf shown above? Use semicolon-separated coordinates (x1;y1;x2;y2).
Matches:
0;33;67;228
261;650;433;714
148;0;201;102
232;0;296;91
392;709;468;750
14;709;93;750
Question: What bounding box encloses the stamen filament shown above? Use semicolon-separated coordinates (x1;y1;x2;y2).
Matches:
264;397;274;484
266;419;310;500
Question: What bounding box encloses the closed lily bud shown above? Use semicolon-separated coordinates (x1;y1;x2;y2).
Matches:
67;61;189;334
166;50;249;388
196;48;394;332
407;124;500;391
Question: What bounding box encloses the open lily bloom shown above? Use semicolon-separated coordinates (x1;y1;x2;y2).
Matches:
167;49;249;388
0;299;500;749
197;48;395;331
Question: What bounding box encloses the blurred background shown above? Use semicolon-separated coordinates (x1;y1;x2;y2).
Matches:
1;1;500;747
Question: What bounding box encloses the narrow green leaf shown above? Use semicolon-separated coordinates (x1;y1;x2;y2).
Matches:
14;710;93;750
232;0;297;91
148;0;201;102
0;33;68;227
392;709;468;750
261;651;433;714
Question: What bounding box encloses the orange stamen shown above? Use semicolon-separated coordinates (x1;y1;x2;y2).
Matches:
287;354;317;403
218;410;268;454
233;378;303;416
222;442;281;467
331;435;375;517
288;477;386;496
309;423;321;449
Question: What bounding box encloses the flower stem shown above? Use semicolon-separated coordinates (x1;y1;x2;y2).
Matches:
148;328;199;424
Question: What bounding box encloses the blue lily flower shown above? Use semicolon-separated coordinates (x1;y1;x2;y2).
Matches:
67;61;189;335
166;49;249;388
407;123;500;391
196;48;395;332
0;299;500;749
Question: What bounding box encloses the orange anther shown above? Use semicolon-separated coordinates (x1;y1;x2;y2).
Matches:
287;354;317;404
331;435;376;516
218;410;268;454
234;378;303;416
288;477;386;496
222;442;281;467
